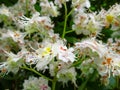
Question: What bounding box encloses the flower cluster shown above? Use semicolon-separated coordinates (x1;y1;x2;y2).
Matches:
23;76;51;90
0;0;120;90
75;38;120;85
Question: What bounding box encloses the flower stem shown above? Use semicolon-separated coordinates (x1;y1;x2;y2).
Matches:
67;7;75;17
26;0;29;17
52;65;58;90
69;55;86;68
65;30;75;34
52;77;57;90
21;65;53;82
62;2;68;39
62;4;75;38
116;76;119;88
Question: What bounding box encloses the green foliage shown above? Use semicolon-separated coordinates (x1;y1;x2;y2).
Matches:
0;0;120;90
90;0;120;11
0;0;18;6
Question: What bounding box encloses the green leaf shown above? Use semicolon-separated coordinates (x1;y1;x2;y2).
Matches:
65;36;78;43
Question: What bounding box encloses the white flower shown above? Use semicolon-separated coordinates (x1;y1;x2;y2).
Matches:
4;50;23;62
18;12;54;30
35;39;56;70
25;52;39;65
30;0;37;5
97;4;120;29
57;46;75;63
72;0;90;8
75;38;107;58
36;55;52;70
40;0;59;17
105;4;120;30
57;67;77;83
23;76;51;90
33;38;75;70
49;60;77;85
8;30;26;44
83;0;90;8
0;50;24;74
56;62;77;85
48;30;60;40
0;5;11;16
75;38;120;85
72;12;103;35
8;0;36;16
1;30;26;44
54;0;69;8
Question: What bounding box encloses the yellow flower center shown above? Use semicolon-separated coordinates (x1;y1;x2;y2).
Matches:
42;47;51;56
106;15;114;23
